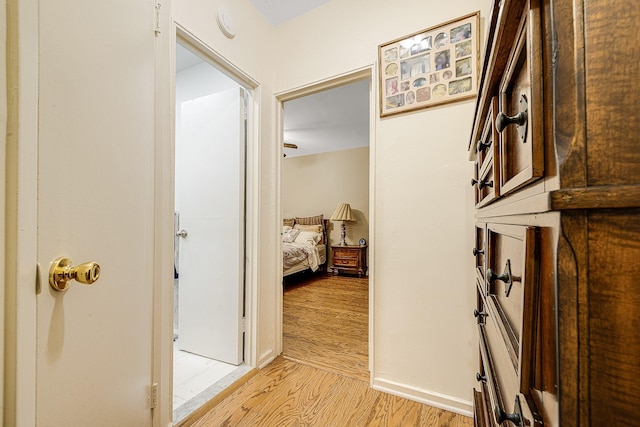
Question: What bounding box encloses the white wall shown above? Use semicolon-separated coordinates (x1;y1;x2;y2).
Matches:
274;0;491;413
175;62;238;211
172;0;279;367
283;147;370;251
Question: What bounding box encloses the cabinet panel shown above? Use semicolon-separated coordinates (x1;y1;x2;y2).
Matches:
476;97;500;208
587;209;640;426
479;323;542;427
333;248;357;259
497;2;544;196
486;223;539;391
474;224;487;291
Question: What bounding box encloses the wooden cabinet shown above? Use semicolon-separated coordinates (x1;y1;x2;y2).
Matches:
330;245;367;277
469;1;640;426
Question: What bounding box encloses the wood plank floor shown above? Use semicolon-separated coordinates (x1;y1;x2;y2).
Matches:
283;274;369;381
189;274;473;426
191;356;473;427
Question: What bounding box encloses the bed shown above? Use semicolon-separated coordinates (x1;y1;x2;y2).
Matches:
282;217;329;277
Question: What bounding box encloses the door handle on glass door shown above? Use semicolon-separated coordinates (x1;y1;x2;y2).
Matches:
49;257;101;291
176;230;188;238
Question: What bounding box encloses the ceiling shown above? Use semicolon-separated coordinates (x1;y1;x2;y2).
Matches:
283;79;370;158
248;0;332;26
177;4;369;159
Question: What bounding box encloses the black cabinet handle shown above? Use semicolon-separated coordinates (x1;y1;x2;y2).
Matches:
478;180;493;190
472;179;493;189
474;309;488;324
487;260;514;297
486;268;509;283
477;139;492;152
496;94;529;143
476;372;487;382
495;405;522;426
472;247;484;256
473;309;488;319
496;111;527;132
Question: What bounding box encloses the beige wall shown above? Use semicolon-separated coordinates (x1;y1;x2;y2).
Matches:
283;147;370;252
175;0;493;414
275;0;492;413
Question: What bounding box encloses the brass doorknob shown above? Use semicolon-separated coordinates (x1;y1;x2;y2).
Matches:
49;257;101;291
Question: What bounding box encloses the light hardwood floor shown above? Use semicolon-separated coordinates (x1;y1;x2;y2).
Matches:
189;274;473;426
283;274;369;381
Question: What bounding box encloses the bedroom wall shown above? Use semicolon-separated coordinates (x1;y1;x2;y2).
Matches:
282;146;370;253
274;0;492;414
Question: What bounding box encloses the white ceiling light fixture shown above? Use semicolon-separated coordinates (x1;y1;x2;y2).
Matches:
216;9;236;39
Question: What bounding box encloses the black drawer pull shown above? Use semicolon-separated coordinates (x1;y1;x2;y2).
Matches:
496;94;529;143
478;180;493;190
495;405;522;426
475;372;487;382
487;260;514;297
472;247;484;256
474;309;488;324
473;309;488;319
477;139;492;152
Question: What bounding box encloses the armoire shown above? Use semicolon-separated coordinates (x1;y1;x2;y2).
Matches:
468;0;640;426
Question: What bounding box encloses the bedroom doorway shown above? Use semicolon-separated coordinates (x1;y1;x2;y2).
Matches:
172;40;252;423
278;72;373;381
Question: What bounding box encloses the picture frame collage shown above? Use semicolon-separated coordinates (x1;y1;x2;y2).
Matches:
378;11;480;117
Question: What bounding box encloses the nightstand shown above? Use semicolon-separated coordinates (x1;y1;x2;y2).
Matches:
330;245;367;277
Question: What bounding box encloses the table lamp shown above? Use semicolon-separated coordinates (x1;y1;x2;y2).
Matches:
330;203;355;246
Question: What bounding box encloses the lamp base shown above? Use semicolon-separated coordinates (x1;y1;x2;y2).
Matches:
339;222;347;246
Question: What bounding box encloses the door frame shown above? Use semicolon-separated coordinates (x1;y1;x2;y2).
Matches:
274;65;377;382
4;0;40;423
152;22;262;423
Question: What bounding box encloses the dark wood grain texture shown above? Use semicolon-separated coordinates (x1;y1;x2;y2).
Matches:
550;185;640;210
584;2;640;186
471;1;640;426
587;209;640;426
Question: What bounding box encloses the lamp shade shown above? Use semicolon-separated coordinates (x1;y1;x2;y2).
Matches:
330;203;355;221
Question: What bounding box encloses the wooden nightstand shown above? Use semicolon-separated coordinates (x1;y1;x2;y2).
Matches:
330;245;367;277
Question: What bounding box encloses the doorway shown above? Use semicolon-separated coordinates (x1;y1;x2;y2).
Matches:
172;41;252;423
278;73;373;380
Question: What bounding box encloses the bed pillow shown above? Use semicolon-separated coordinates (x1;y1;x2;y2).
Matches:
295;214;323;225
294;231;322;245
283;218;295;227
282;228;300;243
294;224;323;233
282;225;292;233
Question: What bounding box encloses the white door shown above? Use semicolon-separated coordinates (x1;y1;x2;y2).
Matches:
176;87;246;365
36;1;158;425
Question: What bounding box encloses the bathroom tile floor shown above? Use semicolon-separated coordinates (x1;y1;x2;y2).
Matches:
173;342;237;411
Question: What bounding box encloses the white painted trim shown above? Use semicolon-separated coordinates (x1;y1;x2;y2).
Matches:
367;65;377;383
152;6;174;426
373;378;473;417
274;65;376;384
5;0;39;424
273;94;284;356
156;21;262;424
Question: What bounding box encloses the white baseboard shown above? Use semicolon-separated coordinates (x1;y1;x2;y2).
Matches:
257;349;276;369
372;378;473;417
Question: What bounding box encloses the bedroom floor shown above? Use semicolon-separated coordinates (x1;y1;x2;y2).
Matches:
282;273;369;380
